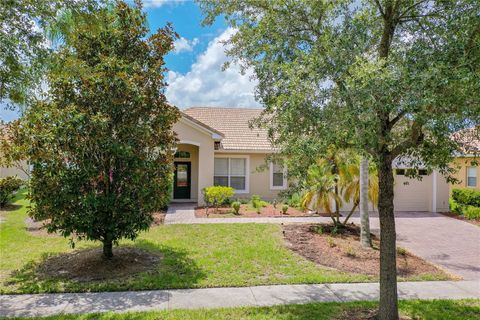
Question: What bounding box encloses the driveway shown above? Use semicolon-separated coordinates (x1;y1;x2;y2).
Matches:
364;212;480;281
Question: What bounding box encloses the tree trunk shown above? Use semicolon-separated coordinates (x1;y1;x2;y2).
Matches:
377;155;399;320
360;158;372;248
334;182;340;224
103;237;113;259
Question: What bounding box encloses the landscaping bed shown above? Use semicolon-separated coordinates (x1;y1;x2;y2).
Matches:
194;204;317;218
283;224;453;280
439;211;480;227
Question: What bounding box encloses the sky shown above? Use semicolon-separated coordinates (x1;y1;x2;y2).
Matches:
0;0;260;123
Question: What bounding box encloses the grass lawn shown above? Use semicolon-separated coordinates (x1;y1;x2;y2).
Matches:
4;300;480;320
0;191;449;294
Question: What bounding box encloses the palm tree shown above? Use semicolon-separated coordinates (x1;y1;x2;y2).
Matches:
301;159;342;225
339;158;379;225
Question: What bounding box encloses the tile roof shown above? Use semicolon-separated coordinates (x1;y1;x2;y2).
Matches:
452;127;480;155
183;107;273;151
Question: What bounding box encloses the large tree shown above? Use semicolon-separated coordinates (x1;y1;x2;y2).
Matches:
14;0;180;259
0;0;91;108
198;0;480;319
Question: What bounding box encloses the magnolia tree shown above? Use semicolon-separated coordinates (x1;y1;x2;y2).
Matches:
13;0;180;259
198;1;480;319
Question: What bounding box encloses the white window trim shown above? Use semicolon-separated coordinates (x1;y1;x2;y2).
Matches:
269;162;287;190
214;155;250;194
467;166;477;187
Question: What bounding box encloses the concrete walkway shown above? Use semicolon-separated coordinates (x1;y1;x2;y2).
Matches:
165;204;480;281
1;281;479;318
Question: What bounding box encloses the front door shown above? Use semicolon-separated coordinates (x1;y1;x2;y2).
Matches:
174;162;191;199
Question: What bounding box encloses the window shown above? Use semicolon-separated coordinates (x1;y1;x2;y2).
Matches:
395;169;405;175
214;157;249;192
175;151;190;158
270;162;287;190
467;166;477;187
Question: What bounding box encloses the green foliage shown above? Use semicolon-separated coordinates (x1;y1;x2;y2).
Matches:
231;201;241;215
203;186;235;209
250;194;267;214
287;193;301;208
0;176;23;207
449;198;462;215
0;0;91;107
452;188;480;207
464;206;480;220
12;1;180;258
281;204;289;214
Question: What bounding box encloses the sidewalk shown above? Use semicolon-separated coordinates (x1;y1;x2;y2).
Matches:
1;281;479;318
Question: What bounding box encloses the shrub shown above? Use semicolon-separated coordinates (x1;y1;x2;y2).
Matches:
449;198;461;215
250;194;267;213
202;186;235;213
281;204;289;214
452;188;480;207
287;193;301;208
231;201;241;215
397;247;407;256
464;205;480;220
0;176;23;208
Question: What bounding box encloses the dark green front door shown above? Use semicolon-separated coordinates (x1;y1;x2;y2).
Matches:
174;162;191;199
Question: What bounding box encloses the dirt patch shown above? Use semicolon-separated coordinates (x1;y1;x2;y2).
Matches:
283;224;450;278
37;247;160;282
335;307;411;320
195;204;319;218
152;211;166;226
439;212;480;227
25;217;58;237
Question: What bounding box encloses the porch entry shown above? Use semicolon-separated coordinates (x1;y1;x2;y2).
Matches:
173;162;191;199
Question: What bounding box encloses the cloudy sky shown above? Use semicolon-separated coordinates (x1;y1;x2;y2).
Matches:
0;0;260;122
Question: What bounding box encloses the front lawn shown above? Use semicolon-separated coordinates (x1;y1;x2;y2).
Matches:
5;299;480;320
0;191;448;294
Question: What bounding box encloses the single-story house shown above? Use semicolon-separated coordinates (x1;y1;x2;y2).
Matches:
174;107;450;211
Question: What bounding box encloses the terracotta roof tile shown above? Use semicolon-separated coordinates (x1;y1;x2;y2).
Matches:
183;107;273;151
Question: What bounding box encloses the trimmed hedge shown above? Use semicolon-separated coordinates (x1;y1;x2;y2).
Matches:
452;188;480;207
450;188;480;220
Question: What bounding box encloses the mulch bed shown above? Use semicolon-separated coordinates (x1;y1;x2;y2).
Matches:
152;211;166;226
335;308;411;320
37;247;160;283
25;217;57;237
195;204;319;218
283;224;451;278
439;211;480;227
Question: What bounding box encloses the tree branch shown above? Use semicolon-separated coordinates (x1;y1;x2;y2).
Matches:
390;121;425;157
375;0;385;18
397;0;429;20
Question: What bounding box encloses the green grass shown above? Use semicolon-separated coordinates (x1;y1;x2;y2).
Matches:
0;191;449;294
4;300;480;320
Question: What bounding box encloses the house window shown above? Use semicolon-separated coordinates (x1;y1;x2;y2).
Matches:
270;162;287;190
175;151;190;158
467;166;477;187
214;157;248;192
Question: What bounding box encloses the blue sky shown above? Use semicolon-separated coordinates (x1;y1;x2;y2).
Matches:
0;0;260;123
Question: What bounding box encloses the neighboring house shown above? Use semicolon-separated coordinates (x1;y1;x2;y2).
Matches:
451;127;479;191
173;107;286;205
174;107;450;212
0;124;30;180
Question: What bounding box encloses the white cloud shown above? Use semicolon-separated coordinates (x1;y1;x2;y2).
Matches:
142;0;186;8
166;28;260;109
173;37;199;53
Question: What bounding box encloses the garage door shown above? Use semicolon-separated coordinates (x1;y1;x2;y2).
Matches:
393;174;432;211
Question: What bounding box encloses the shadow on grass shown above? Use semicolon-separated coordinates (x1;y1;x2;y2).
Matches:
4;239;206;294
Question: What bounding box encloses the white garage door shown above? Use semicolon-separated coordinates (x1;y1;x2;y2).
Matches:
393;174;432;211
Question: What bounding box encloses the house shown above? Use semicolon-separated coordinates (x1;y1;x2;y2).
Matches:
450;127;479;191
0;124;29;180
173;107;286;205
174;107;451;211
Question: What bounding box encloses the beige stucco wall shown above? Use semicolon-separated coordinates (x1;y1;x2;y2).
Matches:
450;157;479;192
173;119;215;205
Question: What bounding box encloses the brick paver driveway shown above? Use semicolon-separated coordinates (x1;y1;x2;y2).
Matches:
366;212;480;280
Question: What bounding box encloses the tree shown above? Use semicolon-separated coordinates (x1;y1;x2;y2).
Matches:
360;158;372;248
198;1;479;318
14;0;180;259
0;0;91;108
